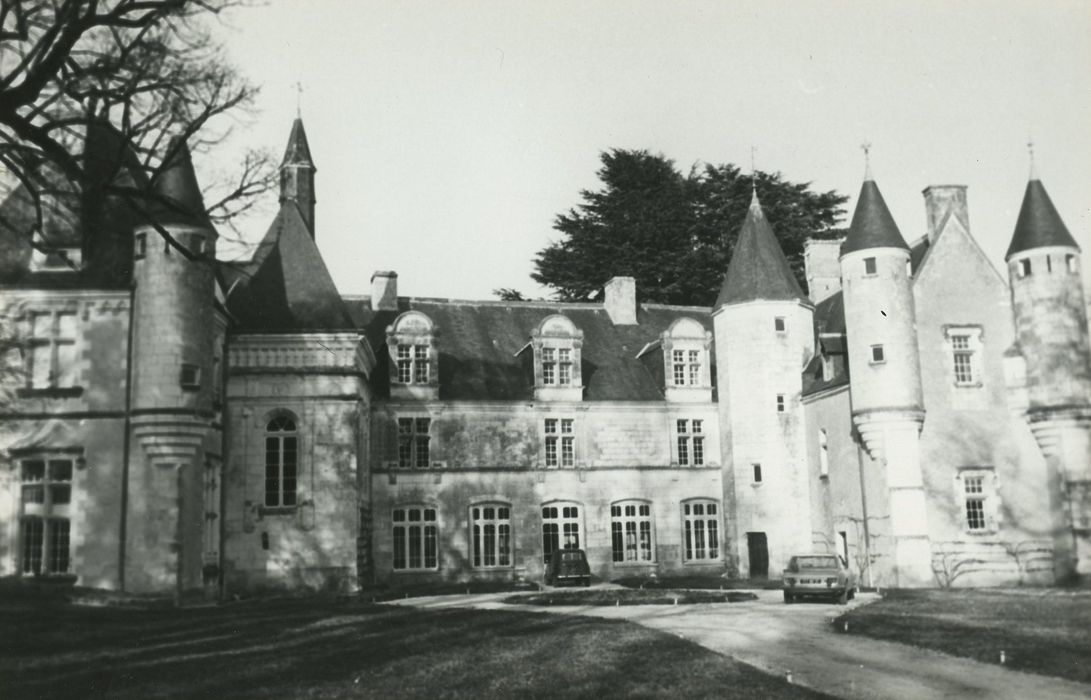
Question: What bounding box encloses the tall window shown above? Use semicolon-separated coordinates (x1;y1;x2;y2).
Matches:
611;501;654;563
541;347;574;386
951;334;974;384
471;504;511;568
398;417;431;467
396;344;429;384
682;500;720;562
392;506;438;570
541;503;581;563
544;418;575;467
675;419;704;466
20;457;73;575
265;415;297;507
671;349;702;386
25;310;77;389
964;475;987;531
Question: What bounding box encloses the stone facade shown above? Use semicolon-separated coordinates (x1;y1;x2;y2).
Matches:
2;120;1089;594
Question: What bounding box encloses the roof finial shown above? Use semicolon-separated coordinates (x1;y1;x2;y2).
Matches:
294;81;304;118
861;141;873;181
749;145;760;209
1027;135;1038;181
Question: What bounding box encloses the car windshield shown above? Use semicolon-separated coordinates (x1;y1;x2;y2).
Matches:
560;552;583;562
791;556;838;570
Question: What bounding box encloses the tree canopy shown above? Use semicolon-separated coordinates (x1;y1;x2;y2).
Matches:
0;0;273;252
531;149;847;306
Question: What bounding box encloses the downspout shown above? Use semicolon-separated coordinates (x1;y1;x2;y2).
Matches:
218;331;229;601
118;280;136;591
854;439;873;588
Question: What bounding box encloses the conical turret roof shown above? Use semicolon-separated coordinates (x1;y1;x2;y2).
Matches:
147;137;209;227
282;118;313;166
840;177;908;256
1005;178;1079;259
716;191;807;307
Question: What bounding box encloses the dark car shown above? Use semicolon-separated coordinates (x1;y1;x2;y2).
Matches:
545;548;591;587
782;554;857;604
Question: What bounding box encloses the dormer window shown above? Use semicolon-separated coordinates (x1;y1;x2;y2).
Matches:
661;317;713;403
387;311;439;400
529;315;584;402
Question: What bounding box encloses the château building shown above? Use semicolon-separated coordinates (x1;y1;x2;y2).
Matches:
1;119;1088;595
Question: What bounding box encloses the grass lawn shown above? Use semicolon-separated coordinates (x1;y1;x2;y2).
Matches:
836;588;1091;684
506;589;757;606
1;596;827;699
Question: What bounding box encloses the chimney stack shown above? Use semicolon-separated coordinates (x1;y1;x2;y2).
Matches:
803;238;844;304
604;276;638;325
922;185;969;243
371;271;398;311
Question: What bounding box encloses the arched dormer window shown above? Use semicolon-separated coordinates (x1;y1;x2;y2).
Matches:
530;314;583;402
265;413;298;508
386;311;439;400
662;317;712;402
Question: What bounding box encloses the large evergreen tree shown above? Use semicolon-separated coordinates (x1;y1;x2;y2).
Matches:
532;149;847;305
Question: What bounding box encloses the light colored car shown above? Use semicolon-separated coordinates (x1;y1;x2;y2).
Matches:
782;554;857;604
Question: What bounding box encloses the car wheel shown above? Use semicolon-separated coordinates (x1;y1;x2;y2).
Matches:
783;591;793;604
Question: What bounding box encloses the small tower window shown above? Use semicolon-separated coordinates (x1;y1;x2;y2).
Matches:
1045;255;1053;273
870;345;885;363
774;317;786;332
180;363;200;390
752;463;762;483
1067;254;1078;274
776;394;786;413
1017;259;1031;278
134;233;146;260
864;257;877;275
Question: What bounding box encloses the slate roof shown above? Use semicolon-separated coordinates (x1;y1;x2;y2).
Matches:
840;178;909;255
344;298;715;401
226;203;352;331
715;192;807;308
802;290;850;397
282;118;314;166
1005;178;1080;259
145;138;210;228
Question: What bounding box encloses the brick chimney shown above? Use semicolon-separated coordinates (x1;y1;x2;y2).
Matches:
604;276;637;325
922;185;969;243
803;238;844;304
371;271;398;311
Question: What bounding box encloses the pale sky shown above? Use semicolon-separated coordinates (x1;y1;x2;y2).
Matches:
208;0;1091;301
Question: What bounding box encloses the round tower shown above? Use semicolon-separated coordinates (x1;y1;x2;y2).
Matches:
839;165;931;586
713;190;815;578
1005;171;1091;579
128;138;218;593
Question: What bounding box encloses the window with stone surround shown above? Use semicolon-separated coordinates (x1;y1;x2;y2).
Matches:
541;502;582;564
264;415;298;508
543;417;575;467
471;503;512;568
611;501;654;563
397;417;431;468
19;455;73;576
681;499;720;562
958;469;997;533
530;315;583;400
674;418;705;466
24;309;77;390
945;327;983;387
662;318;712;394
386;311;439;398
392;505;438;570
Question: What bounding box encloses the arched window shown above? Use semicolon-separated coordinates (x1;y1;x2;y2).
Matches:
541;501;582;564
611;500;654;563
530;315;584;401
681;499;720;562
386;311;439;399
660;317;713;402
265;415;298;507
392;505;438;570
471;503;512;568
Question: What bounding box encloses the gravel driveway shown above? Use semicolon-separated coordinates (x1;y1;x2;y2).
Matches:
393;589;1091;700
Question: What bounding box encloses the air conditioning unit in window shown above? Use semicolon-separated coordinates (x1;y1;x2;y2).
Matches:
431;460;448;469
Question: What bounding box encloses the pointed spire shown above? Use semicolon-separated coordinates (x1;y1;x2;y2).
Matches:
840;162;908;256
148;137;209;227
282;117;313;166
279;117;316;235
1005;176;1079;259
716;191;807;308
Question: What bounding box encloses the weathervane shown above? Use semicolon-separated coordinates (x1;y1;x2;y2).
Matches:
1027;136;1037;180
861;141;873;179
295;81;304;117
750;145;757;195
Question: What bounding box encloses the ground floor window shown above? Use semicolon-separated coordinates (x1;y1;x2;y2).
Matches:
392;506;438;570
611;501;654;562
682;500;720;561
20;456;73;575
542;503;581;564
471;504;512;568
22;517;70;575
